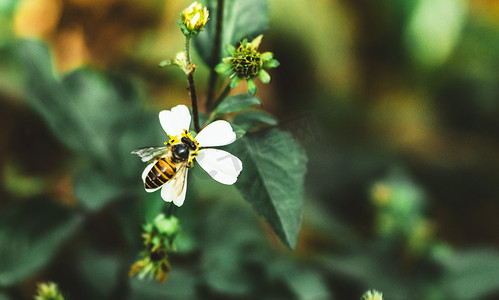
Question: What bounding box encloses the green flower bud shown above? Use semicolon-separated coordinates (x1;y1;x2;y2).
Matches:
216;35;279;95
34;282;65;300
179;2;209;36
129;214;180;283
153;214;180;237
228;35;263;80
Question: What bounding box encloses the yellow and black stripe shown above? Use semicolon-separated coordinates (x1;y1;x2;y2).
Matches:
145;158;177;190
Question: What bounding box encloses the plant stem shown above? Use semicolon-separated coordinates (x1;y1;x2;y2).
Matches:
205;0;225;111
185;35;192;63
203;82;231;127
185;35;201;132
188;72;200;132
211;82;231;110
205;72;218;112
166;203;175;217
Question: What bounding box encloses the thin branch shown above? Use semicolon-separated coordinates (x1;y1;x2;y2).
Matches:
185;35;191;63
203;82;232;127
205;0;225;111
184;36;201;132
187;71;201;132
210;82;231;111
166;202;176;217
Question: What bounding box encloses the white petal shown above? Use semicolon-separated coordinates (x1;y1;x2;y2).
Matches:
196;149;242;185
159;105;191;137
142;162;161;192
191;12;200;25
196;120;236;147
160;167;188;206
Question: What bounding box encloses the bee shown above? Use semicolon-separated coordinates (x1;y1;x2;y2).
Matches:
132;132;199;195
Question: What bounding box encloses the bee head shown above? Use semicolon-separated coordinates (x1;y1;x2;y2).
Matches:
172;143;189;161
181;136;198;151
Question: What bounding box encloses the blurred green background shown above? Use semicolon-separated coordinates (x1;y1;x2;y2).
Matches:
1;0;499;299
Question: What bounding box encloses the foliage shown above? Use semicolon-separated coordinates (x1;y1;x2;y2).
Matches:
194;0;269;67
1;0;499;299
0;202;82;286
227;128;307;249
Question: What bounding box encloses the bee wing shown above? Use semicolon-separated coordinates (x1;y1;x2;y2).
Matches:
160;164;189;207
131;146;169;163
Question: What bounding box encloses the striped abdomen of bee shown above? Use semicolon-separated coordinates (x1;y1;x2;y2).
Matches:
144;158;177;190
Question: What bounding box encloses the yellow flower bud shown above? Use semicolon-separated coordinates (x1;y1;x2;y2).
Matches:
180;2;209;35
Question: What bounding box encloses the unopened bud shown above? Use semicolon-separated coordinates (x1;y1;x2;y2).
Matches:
179;2;209;36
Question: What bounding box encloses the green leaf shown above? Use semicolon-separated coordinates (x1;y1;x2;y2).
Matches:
231;124;246;140
438;249;499;300
214;61;232;74
20;40;149;167
232;109;278;131
319;252;414;298
0;292;11;300
225;128;307;249
201;204;268;295
0;0;20;48
194;0;269;68
158;60;170;67
20;40;163;211
75;248;121;299
268;259;331;300
73;169;137;211
215;94;261;114
0;202;82;286
129;269;197;300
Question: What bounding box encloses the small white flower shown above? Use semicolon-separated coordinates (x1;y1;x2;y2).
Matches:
361;290;383;300
133;105;242;206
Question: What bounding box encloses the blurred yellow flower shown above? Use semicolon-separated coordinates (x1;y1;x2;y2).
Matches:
179;2;209;35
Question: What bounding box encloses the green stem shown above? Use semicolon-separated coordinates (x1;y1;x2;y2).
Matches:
204;111;217;128
185;35;201;132
185;36;192;63
166;203;176;217
204;82;231;127
205;72;218;113
205;0;225;112
188;73;200;132
211;82;231;110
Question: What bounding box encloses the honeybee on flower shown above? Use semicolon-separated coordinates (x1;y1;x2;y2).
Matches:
132;105;242;206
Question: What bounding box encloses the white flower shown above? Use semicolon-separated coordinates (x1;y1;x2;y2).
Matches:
361;290;383;300
140;105;242;206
